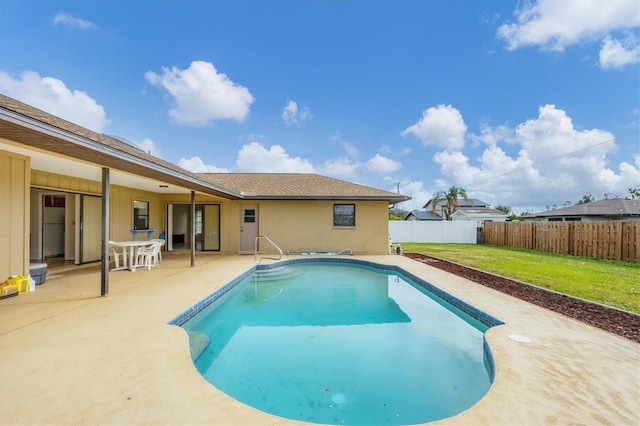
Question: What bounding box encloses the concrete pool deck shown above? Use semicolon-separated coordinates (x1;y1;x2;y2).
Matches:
0;253;638;425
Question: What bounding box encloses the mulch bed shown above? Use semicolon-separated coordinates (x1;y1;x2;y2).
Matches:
403;252;640;344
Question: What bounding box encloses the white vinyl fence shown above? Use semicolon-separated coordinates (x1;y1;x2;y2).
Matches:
389;221;478;244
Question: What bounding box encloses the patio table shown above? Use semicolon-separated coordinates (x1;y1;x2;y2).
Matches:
109;240;154;271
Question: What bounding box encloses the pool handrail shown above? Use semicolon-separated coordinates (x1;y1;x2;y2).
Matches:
335;248;352;255
254;235;283;262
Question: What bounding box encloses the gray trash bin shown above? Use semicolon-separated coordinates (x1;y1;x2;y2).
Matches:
29;263;48;285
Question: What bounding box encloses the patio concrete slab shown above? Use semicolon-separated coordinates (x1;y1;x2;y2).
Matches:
0;253;638;425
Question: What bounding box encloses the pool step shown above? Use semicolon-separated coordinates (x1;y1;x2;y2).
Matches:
253;266;304;281
188;330;210;361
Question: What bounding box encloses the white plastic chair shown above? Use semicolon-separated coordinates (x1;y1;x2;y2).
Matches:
135;241;162;270
109;241;126;271
149;238;165;263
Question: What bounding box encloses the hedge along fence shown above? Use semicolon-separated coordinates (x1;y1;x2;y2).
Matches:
483;220;640;263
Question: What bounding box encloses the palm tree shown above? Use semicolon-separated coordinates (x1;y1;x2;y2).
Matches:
431;185;470;220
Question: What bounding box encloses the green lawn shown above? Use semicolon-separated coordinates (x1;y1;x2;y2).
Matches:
401;243;640;314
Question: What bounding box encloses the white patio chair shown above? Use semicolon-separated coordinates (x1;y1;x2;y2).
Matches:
109;241;126;271
149;238;165;263
148;241;163;267
135;241;162;270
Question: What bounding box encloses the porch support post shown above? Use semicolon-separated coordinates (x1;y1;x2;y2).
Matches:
101;167;110;296
190;190;195;267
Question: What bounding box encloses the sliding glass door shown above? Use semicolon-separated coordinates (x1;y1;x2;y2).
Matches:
201;204;220;250
167;203;220;251
79;194;102;263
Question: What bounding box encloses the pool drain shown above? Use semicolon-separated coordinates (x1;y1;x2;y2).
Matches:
331;393;347;405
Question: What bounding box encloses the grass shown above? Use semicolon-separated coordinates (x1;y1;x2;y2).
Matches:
401;243;640;314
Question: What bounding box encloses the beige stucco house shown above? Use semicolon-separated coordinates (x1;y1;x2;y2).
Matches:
0;94;409;291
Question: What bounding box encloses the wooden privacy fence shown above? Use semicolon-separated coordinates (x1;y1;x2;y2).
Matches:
483;221;640;263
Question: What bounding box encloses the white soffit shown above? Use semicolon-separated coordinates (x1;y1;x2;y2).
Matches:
0;139;191;194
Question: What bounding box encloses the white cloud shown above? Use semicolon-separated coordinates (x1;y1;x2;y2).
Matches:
145;61;254;126
134;137;161;157
618;153;640;184
515;105;615;169
328;133;361;158
318;157;360;179
430;104;637;211
319;145;402;179
390;178;432;211
380;144;412;155
281;99;312;126
364;154;402;175
236;142;315;173
53;12;98;30
599;34;640;68
432;150;478;187
471;122;514;146
343;142;359;158
497;0;639;52
178;156;230;173
316;141;362;178
0;70;109;132
401;104;467;150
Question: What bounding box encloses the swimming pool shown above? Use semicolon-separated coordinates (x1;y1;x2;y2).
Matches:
170;258;503;425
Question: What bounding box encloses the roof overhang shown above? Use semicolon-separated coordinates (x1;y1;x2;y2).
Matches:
242;195;412;203
0;107;243;199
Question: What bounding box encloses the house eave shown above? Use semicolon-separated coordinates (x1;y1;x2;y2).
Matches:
0;107;243;200
242;195;412;202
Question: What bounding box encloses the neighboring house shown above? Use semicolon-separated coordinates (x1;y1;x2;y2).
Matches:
0;94;410;287
419;198;507;225
524;198;640;222
404;210;442;221
422;198;489;218
450;208;508;227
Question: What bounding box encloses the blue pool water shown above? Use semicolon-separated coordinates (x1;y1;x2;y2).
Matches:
172;259;503;425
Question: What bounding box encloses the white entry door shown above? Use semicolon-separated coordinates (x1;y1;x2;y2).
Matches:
239;205;258;253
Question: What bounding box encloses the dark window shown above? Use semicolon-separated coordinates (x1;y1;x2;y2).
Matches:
44;195;65;207
133;200;149;230
334;204;355;227
244;209;256;223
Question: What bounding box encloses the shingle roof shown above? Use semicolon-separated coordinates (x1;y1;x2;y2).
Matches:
452;208;508;218
531;198;640;217
404;210;442;220
198;173;411;202
422;198;489;209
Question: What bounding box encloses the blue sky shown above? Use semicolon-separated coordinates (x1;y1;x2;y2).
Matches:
1;0;638;214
